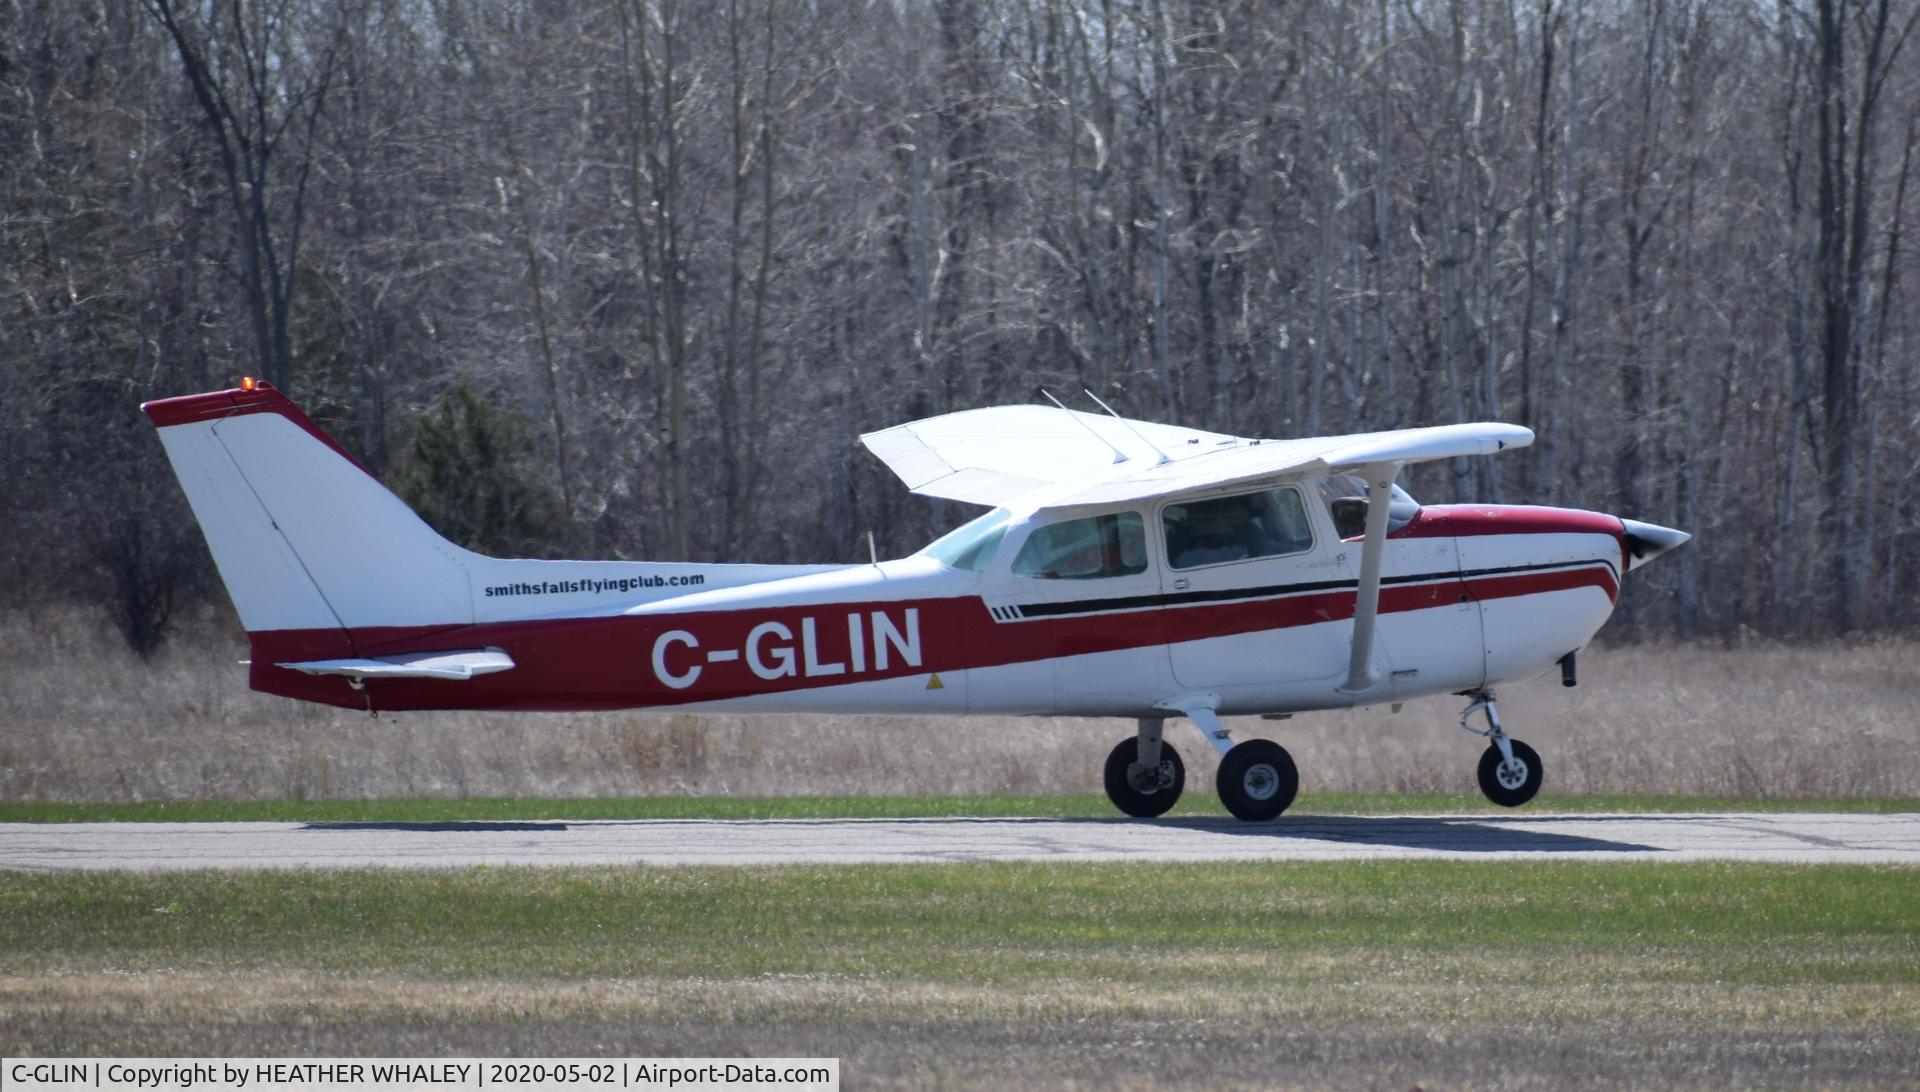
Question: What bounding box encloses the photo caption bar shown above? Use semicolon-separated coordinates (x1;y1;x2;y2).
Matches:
1;1059;837;1092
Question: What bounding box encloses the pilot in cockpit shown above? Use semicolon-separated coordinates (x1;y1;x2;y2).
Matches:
1173;501;1252;568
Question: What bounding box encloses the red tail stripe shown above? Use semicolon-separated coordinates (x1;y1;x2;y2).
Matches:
142;382;376;477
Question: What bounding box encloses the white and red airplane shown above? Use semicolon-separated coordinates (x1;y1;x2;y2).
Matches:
145;380;1687;820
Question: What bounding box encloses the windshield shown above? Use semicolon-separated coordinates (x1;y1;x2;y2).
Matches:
920;509;1012;572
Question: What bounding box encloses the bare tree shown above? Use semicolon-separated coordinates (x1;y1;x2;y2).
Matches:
8;0;1920;648
144;0;350;392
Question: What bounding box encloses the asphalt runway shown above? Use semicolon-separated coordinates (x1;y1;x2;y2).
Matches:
2;812;1917;870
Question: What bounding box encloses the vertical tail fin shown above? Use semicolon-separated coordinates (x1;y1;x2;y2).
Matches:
143;382;475;636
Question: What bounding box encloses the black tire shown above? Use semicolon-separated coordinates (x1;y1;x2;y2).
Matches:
1216;739;1299;822
1103;737;1185;818
1476;739;1544;807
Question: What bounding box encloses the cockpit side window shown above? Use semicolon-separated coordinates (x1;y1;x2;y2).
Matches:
921;509;1011;572
1163;487;1314;570
1316;475;1422;539
1011;512;1147;580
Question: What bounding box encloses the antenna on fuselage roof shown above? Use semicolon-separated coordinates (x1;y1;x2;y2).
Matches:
1082;388;1173;466
1039;388;1130;465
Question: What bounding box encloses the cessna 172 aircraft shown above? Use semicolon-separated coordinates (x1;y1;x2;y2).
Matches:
145;380;1687;820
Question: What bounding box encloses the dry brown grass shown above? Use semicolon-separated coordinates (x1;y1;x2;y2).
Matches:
3;604;1917;802
6;972;1918;1088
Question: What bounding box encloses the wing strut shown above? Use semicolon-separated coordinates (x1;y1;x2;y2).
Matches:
1340;462;1399;694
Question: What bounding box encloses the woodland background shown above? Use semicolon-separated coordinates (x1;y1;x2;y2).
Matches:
4;0;1919;656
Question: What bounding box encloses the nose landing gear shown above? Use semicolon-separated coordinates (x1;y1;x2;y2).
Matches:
1460;691;1544;807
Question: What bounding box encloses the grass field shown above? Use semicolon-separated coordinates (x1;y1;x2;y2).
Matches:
2;862;1917;1086
6;614;1919;1085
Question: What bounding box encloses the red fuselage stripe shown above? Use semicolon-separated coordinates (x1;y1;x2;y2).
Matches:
248;562;1618;711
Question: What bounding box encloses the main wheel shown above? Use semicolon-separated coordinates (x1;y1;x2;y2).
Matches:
1476;738;1544;807
1103;738;1186;818
1216;739;1299;822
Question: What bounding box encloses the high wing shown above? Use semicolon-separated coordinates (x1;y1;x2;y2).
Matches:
861;405;1533;510
859;405;1241;507
865;404;1536;699
1043;421;1533;510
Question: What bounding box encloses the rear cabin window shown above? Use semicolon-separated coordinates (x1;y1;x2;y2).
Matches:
1012;512;1147;579
1164;488;1314;570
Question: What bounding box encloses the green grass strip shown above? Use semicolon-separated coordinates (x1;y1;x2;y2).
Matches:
0;792;1913;823
1;861;1916;986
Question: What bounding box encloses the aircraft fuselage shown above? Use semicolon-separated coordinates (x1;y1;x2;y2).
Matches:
249;503;1626;718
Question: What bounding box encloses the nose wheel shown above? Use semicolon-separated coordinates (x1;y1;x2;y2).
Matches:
1476;738;1543;807
1460;691;1544;807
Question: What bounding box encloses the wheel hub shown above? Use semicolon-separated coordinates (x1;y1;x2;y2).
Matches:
1243;763;1279;801
1130;760;1173;794
1496;758;1529;790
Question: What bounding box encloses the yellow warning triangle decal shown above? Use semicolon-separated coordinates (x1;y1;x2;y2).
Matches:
925;674;945;690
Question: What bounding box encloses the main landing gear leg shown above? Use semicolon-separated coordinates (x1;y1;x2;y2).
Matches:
1460;690;1544;807
1134;716;1166;775
1112;696;1300;822
1103;717;1186;819
1185;705;1299;824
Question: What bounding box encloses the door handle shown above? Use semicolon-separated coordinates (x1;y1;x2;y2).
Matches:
1173;578;1190;591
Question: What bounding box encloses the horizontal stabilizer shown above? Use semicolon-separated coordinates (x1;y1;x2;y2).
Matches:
278;649;515;681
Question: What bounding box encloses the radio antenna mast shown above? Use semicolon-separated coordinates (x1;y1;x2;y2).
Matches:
1039;389;1129;465
1082;389;1173;466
